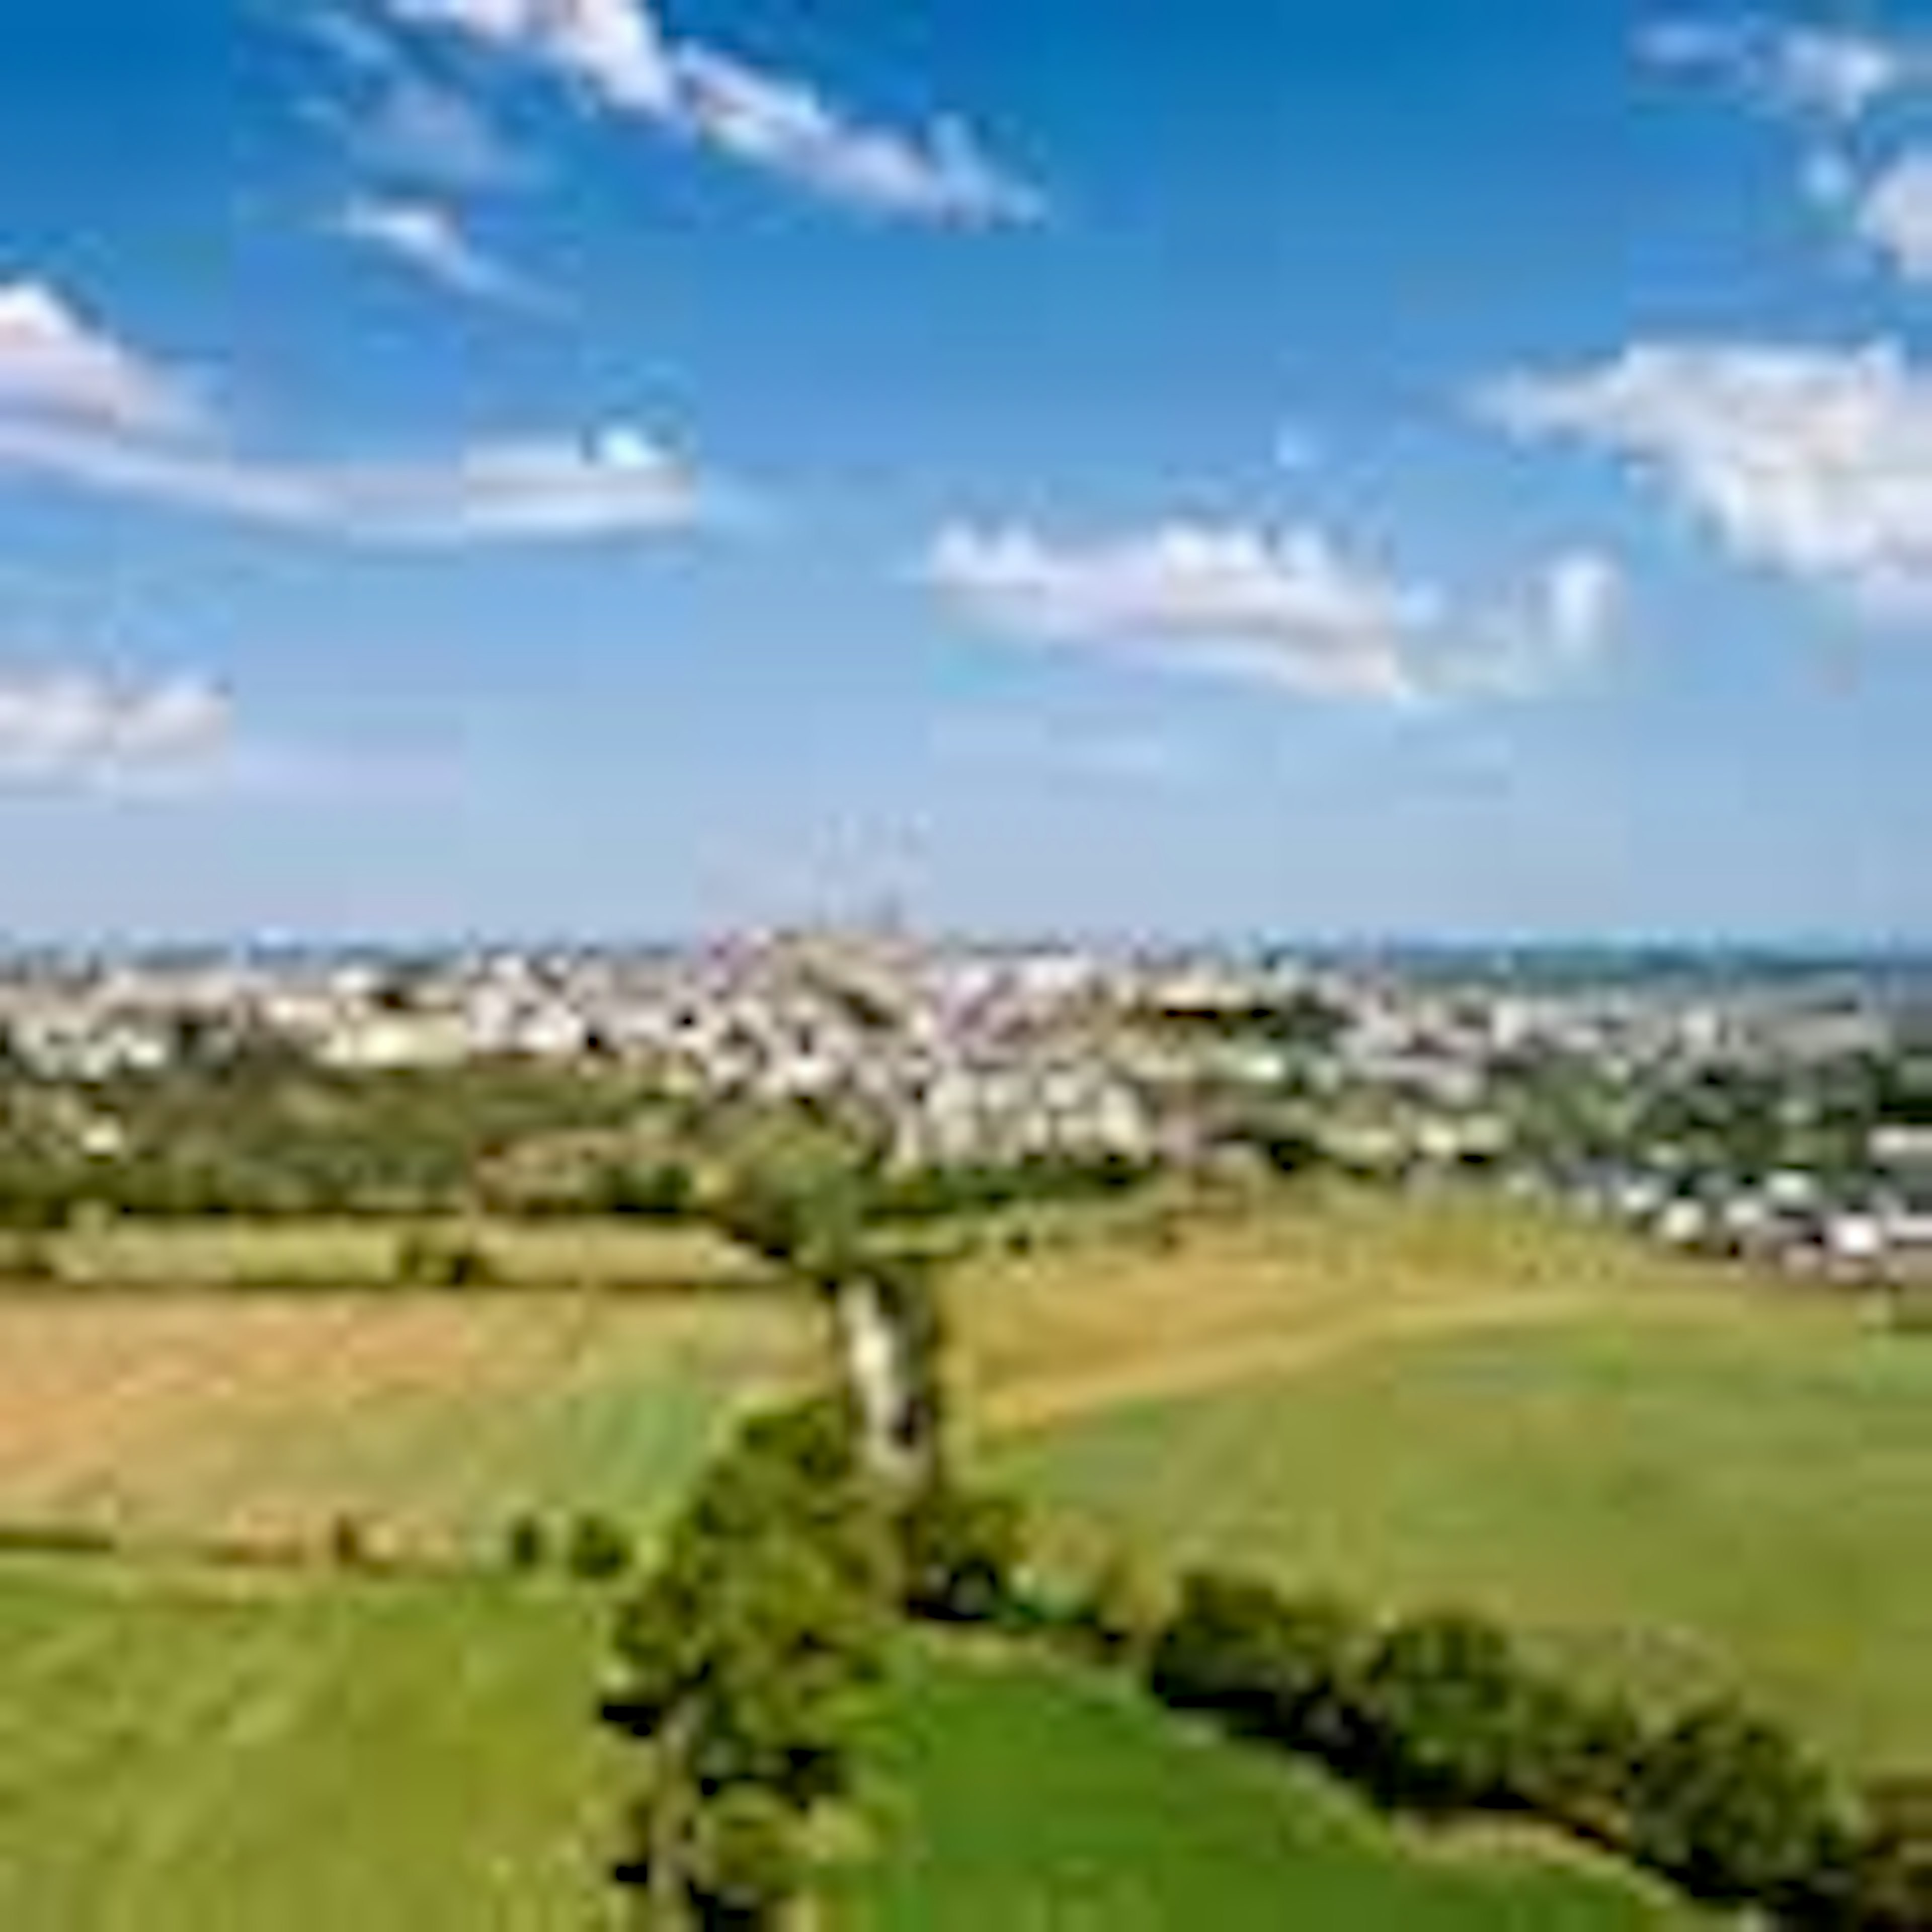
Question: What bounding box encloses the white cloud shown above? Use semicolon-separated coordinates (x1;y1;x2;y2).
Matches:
1639;21;1932;287
666;48;1042;225
0;668;231;786
0;277;710;546
0;413;706;545
331;195;541;307
0;282;204;437
392;0;676;112
383;0;1040;223
1483;338;1932;613
1639;19;1929;122
1849;149;1932;281
921;520;1615;704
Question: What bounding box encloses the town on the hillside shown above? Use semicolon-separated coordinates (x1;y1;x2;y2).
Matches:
3;933;1928;1283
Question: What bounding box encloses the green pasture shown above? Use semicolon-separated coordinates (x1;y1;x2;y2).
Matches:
0;1561;1699;1931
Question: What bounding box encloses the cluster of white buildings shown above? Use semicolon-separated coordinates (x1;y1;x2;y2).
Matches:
0;936;1171;1174
4;939;1928;1276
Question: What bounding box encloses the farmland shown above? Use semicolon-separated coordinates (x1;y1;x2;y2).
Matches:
0;1280;812;1560
962;1186;1932;1769
839;1641;1701;1930
0;1560;616;1931
9;1215;762;1294
0;1558;1700;1931
0;1181;1926;1921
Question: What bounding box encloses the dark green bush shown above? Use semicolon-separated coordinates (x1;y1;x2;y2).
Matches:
1845;1777;1932;1929
565;1513;633;1582
900;1478;1024;1624
1353;1610;1536;1809
393;1228;497;1290
503;1512;549;1573
1149;1571;1369;1754
1627;1700;1853;1908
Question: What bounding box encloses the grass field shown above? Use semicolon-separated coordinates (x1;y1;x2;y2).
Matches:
37;1216;764;1293
963;1185;1932;1770
839;1643;1700;1931
0;1557;1699;1931
0;1560;618;1931
0;1284;814;1559
0;1182;1924;1921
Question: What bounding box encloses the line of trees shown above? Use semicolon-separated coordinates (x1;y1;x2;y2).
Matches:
863;1485;1932;1930
601;1398;900;1927
1144;1569;1932;1929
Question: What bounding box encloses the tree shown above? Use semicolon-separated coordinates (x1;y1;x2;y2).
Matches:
1497;1677;1642;1843
1845;1777;1932;1929
1149;1571;1367;1755
565;1513;633;1582
393;1227;496;1289
901;1478;1024;1624
1627;1700;1853;1907
606;1398;897;1927
1354;1611;1532;1809
687;1785;804;1928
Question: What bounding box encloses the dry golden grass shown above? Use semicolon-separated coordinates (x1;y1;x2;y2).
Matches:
952;1182;1794;1434
0;1286;813;1550
54;1216;763;1291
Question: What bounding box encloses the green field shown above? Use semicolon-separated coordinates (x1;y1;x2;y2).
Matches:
1;1186;1926;1921
972;1190;1932;1771
0;1561;616;1931
839;1643;1698;1931
0;1558;1699;1931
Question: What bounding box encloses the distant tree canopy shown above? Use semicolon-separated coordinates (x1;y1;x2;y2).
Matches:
0;1058;678;1221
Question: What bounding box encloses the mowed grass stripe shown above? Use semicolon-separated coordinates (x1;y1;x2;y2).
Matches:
997;1312;1932;1769
0;1560;1697;1931
0;1288;817;1550
0;1563;616;1932
837;1642;1699;1930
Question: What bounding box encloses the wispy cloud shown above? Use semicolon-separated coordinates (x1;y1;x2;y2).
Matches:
921;520;1617;704
0;666;231;788
0;412;707;545
1638;18;1932;123
383;0;1042;225
1483;338;1932;615
0;277;712;546
330;194;547;309
1845;149;1932;283
1638;17;1932;290
0;282;206;437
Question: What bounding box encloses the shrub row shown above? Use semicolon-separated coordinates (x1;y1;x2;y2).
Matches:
884;1492;1932;1931
1146;1569;1931;1929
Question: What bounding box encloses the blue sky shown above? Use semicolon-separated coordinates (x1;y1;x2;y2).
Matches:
3;0;1932;942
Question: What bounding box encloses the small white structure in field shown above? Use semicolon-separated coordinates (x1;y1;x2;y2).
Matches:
1826;1213;1885;1272
1656;1198;1710;1248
